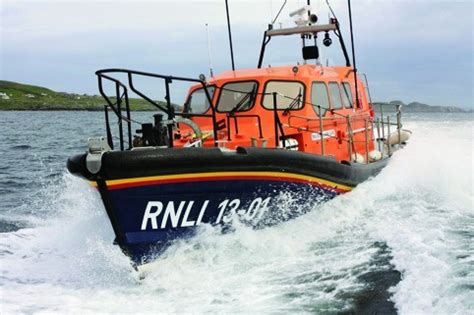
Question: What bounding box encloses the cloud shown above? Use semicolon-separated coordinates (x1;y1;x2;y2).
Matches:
1;0;472;107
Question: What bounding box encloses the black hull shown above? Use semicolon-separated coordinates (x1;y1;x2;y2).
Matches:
67;147;389;264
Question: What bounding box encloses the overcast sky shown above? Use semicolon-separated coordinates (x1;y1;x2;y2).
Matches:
1;0;473;108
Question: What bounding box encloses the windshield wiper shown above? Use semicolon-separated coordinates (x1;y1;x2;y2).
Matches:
283;88;303;115
228;85;257;116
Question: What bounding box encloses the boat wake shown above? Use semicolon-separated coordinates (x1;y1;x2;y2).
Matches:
0;117;472;314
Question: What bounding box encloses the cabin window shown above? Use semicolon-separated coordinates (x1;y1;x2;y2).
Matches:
262;81;305;110
216;81;258;112
341;83;353;108
329;82;343;110
311;82;330;115
186;86;215;114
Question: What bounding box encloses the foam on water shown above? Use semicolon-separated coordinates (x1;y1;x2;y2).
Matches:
364;118;474;314
0;114;472;314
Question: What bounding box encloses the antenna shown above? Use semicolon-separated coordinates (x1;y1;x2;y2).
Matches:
205;23;214;78
270;0;273;24
347;0;360;107
326;0;351;66
224;0;235;71
271;0;287;26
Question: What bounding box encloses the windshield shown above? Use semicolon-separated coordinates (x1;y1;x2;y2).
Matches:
341;82;353;108
311;82;330;116
262;81;305;110
216;81;258;112
186;86;215;114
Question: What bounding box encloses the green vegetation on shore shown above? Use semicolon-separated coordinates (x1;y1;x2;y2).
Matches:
1;80;471;113
0;80;161;111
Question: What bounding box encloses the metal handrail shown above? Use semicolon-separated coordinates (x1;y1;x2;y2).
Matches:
272;92;286;147
97;74;131;150
95;68;218;149
226;114;263;140
288;110;403;161
95;69;404;163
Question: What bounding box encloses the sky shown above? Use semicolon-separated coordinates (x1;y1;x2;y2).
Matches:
0;0;473;108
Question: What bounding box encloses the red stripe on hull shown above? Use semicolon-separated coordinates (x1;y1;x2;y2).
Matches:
107;175;350;193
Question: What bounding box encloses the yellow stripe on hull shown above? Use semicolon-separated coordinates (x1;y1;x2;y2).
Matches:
89;171;353;192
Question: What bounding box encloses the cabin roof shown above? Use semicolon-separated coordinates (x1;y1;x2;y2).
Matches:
209;64;353;83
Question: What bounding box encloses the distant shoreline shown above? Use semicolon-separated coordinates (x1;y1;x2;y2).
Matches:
2;105;471;114
372;101;472;114
0;80;162;112
2;107;471;114
1;109;472;114
1;80;471;113
0;108;155;112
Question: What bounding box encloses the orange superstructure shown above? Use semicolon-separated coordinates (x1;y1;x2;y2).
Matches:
176;64;374;162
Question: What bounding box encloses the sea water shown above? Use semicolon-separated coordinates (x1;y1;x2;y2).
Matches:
0;111;472;314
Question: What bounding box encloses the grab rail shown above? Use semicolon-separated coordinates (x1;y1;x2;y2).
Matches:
226;114;263;140
96;68;217;150
95;68;405;163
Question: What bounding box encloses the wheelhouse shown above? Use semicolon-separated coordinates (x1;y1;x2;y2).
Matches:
92;18;403;166
179;64;374;162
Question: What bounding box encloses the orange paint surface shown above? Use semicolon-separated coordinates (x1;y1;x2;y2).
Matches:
176;64;374;162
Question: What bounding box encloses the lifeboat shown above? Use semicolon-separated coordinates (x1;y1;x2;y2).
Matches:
67;2;409;265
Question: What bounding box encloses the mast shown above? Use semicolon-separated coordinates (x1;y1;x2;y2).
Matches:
347;0;360;107
224;0;236;71
205;23;214;78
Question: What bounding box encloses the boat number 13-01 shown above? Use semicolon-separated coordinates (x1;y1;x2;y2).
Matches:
141;197;271;230
216;197;270;223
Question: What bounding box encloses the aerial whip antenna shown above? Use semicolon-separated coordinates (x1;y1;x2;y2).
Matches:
271;0;287;26
326;0;351;66
325;0;337;20
224;0;235;70
270;0;273;24
347;0;360;107
205;23;214;78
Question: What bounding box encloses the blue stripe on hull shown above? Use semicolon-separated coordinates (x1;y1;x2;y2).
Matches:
108;179;340;264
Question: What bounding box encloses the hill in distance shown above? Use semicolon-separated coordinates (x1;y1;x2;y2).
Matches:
0;80;471;113
0;80;162;111
372;100;471;113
